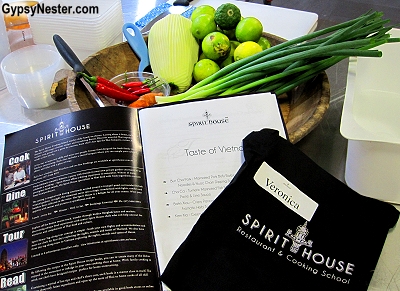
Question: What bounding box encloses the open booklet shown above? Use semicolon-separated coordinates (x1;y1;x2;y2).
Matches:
0;93;286;291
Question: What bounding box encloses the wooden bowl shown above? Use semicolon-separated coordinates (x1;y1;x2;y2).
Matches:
65;32;330;144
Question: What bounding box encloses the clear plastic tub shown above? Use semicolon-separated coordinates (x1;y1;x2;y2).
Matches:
1;44;62;108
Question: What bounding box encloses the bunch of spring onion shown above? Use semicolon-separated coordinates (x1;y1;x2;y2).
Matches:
156;11;400;104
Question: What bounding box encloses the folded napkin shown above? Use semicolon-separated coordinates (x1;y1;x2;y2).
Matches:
161;129;399;291
135;3;195;29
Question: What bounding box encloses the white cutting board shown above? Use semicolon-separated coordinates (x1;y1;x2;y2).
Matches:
173;0;318;40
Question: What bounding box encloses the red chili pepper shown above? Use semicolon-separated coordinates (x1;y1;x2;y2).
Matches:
126;87;152;95
122;77;160;89
97;76;122;90
95;83;139;102
121;81;145;88
81;73;122;90
82;73;138;98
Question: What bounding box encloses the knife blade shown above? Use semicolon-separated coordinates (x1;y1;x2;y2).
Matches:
141;4;192;35
78;76;105;108
141;11;170;35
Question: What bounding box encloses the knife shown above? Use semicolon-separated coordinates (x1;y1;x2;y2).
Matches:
141;2;193;35
53;34;105;108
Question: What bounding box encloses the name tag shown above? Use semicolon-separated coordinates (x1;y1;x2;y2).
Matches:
254;162;318;221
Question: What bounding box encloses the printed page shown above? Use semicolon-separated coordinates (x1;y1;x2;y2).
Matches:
138;93;287;272
0;107;161;291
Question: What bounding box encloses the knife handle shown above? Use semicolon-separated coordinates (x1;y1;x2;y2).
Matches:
53;34;88;74
173;0;190;6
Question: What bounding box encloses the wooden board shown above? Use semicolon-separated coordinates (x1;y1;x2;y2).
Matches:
64;33;330;144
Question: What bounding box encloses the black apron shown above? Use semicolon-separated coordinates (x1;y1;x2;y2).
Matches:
161;129;399;291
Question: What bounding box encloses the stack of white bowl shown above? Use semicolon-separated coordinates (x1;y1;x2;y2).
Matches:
29;0;123;62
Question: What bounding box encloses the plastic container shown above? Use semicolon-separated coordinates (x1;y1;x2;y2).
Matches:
340;28;400;203
2;0;38;30
2;0;36;50
0;9;11;90
28;0;123;52
1;44;62;109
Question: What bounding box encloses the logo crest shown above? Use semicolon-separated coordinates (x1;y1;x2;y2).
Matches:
55;120;69;136
285;221;313;253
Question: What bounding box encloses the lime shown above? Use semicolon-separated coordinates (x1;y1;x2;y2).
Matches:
193;59;220;83
220;40;240;68
214;3;241;30
219;56;233;68
235;17;263;42
234;41;262;61
221;28;236;40
191;14;217;40
199;52;207;60
258;37;271;50
190;5;215;21
201;31;231;61
231;40;241;49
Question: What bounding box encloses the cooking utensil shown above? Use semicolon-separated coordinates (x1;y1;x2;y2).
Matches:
122;23;150;73
53;34;105;107
173;0;193;5
140;3;193;35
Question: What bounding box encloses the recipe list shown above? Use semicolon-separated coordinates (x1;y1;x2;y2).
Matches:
138;93;287;272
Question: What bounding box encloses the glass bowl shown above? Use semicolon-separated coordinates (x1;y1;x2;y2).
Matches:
108;71;170;106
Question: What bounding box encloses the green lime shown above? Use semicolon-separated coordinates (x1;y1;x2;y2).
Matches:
190;5;215;21
214;3;241;30
217;26;236;40
193;59;220;83
222;28;236;40
235;17;263;42
191;14;217;40
231;40;241;49
199;52;207;60
258;37;271;50
219;56;233;68
201;31;231;61
219;40;240;68
234;41;262;61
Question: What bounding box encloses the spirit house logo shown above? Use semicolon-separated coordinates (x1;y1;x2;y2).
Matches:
286;221;313;253
237;214;355;285
188;110;229;127
35;119;91;143
203;110;211;120
55;121;68;136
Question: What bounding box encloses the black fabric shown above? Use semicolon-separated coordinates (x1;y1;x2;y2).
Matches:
160;129;399;291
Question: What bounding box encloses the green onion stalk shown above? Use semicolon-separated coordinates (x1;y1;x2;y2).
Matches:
156;11;400;104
